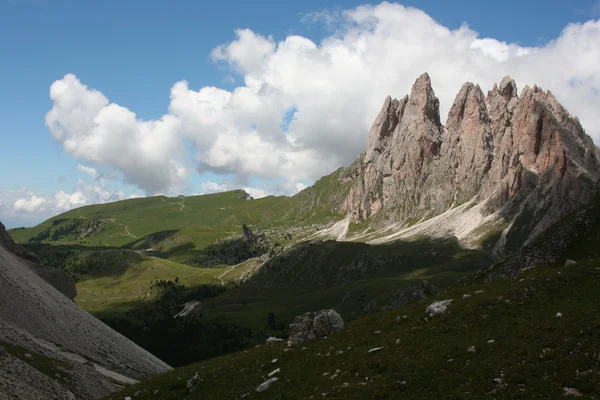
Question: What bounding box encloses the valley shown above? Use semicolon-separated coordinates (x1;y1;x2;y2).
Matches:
3;72;600;399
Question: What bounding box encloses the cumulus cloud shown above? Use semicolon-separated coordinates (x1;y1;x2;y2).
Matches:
13;195;47;213
46;75;190;194
1;180;133;226
46;2;600;197
201;181;229;193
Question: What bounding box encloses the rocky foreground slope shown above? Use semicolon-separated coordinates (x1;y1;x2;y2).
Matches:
340;73;600;257
0;221;170;399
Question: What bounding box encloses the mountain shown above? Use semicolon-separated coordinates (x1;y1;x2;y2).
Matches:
339;73;600;257
0;221;170;399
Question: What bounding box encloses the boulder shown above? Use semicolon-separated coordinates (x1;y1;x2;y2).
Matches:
265;337;283;344
256;377;279;393
565;259;577;267
288;309;344;347
425;300;452;318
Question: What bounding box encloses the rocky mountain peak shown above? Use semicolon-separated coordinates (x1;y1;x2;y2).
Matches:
407;72;442;129
342;73;600;257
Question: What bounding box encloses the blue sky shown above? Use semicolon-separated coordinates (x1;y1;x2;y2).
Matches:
1;0;600;228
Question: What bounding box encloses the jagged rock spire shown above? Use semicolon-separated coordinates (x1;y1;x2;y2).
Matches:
343;73;600;257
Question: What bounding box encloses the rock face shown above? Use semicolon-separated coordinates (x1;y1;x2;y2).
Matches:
287;309;344;347
0;223;171;399
343;73;600;257
0;221;77;299
0;221;39;262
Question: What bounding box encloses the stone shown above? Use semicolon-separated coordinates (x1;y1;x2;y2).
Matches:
187;373;200;390
268;368;280;377
563;387;582;397
467;346;477;353
256;377;279;393
565;259;577;267
556;312;563;318
288;309;344;347
368;347;384;353
425;300;452;318
462;294;472;299
266;337;283;344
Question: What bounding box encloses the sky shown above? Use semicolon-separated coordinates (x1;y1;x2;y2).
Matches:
1;0;600;228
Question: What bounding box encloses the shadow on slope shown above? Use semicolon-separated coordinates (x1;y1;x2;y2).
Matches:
197;237;493;336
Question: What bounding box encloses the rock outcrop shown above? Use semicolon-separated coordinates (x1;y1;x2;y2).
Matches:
343;73;600;257
0;221;77;299
0;221;171;399
287;309;344;347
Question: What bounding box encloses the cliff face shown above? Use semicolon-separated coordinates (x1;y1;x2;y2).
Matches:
0;220;171;399
0;221;77;299
343;73;600;256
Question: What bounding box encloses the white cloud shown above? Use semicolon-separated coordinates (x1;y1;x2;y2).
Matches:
13;195;48;213
46;74;190;195
77;164;98;178
45;2;600;197
242;187;268;199
201;181;229;193
2;180;133;227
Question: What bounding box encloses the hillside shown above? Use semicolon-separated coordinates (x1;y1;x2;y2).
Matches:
8;179;352;265
105;259;600;400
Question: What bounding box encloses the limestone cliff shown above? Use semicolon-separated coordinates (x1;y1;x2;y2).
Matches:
342;73;600;256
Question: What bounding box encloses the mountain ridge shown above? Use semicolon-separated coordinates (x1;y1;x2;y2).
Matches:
338;73;600;257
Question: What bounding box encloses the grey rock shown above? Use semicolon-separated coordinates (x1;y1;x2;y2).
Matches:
256;377;279;393
467;346;477;353
288;309;344;347
425;300;452;317
342;73;600;258
563;387;582;397
565;259;577;267
0;234;171;400
0;222;77;299
265;337;283;344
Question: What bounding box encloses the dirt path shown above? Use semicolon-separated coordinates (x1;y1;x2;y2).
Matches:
217;263;241;285
162;196;186;211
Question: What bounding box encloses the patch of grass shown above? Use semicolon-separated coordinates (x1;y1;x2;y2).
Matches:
75;254;245;314
0;340;74;383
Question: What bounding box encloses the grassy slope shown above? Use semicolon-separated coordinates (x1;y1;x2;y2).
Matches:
105;260;600;400
5;169;355;315
75;254;250;314
198;239;492;332
9;171;353;262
